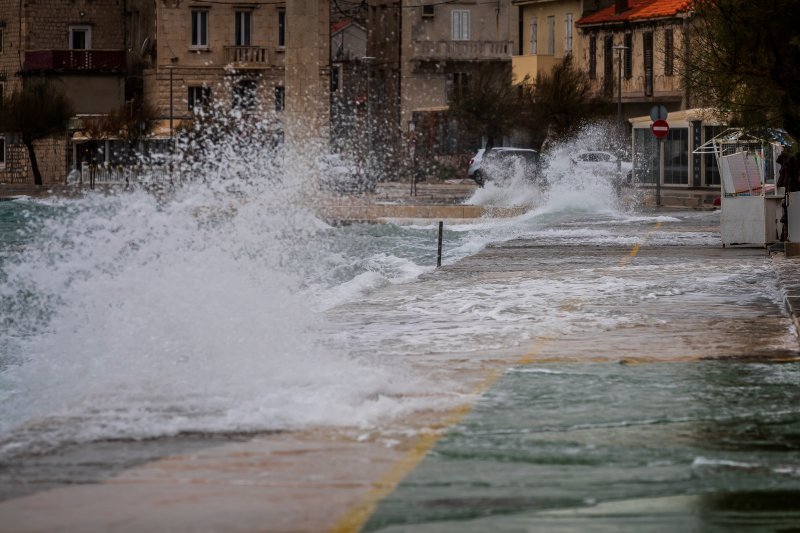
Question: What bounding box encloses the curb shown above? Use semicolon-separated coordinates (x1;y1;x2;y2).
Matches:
772;253;800;336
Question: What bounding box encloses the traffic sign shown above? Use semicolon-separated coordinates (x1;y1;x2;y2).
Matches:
651;119;670;139
649;105;668;121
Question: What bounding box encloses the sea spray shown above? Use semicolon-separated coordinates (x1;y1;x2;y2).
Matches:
0;106;440;459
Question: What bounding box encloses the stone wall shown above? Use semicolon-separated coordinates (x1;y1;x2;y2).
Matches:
24;0;125;51
0;136;68;185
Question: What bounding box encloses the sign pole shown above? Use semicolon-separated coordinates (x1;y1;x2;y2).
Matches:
650;117;669;209
658;138;664;207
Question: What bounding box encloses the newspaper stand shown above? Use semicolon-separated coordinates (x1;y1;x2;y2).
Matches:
694;129;786;247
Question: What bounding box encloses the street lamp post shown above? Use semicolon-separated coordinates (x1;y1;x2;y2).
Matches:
612;44;628;177
362;56;375;178
166;65;175;140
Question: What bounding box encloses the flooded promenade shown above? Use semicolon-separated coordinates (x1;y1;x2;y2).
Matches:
1;182;800;532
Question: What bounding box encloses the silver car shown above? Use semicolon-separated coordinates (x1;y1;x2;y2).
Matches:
468;147;541;186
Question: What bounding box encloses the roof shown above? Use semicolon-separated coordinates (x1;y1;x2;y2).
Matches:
331;19;352;34
577;0;693;26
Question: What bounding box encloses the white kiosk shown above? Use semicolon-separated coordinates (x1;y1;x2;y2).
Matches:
694;130;786;247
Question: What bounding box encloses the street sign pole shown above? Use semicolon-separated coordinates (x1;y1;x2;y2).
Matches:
650;118;669;208
658;138;664;207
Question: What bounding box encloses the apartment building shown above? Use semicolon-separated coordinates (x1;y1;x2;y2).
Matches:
0;0;127;184
145;0;288;126
512;0;585;83
576;0;690;119
365;1;517;172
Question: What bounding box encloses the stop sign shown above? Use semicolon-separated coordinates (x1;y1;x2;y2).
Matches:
651;119;670;139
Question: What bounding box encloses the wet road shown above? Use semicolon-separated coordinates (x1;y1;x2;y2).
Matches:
2;211;800;532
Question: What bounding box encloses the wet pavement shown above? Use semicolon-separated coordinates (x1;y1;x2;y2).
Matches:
2;210;800;532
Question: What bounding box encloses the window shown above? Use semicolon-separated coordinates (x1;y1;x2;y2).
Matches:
188;86;211;112
69;26;92;50
664;127;689;185
275;86;285;112
564;14;573;54
422;4;434;18
451;10;470;41
624;33;632;79
589;35;597;79
446;72;469;102
546;16;555;55
278;10;286;48
191;10;209;48
634;128;658;184
603;35;613;96
643;31;654;96
0;135;5;169
529;17;537;54
331;66;340;92
703;126;724;186
0;81;4;102
235;11;252;47
0;29;4;53
664;29;674;76
233;79;257;109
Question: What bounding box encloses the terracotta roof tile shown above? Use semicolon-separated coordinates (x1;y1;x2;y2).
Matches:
577;0;693;26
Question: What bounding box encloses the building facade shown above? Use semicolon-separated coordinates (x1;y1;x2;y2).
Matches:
146;0;287;125
0;0;128;184
576;0;691;121
512;0;585;84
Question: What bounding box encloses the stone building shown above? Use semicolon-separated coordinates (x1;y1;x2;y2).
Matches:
575;0;691;122
366;0;518;175
512;0;586;83
145;0;287;127
0;0;127;184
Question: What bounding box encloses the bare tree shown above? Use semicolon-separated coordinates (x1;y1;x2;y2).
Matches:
0;80;73;186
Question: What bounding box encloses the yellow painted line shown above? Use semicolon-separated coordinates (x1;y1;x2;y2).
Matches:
332;220;666;532
330;335;553;533
618;221;662;267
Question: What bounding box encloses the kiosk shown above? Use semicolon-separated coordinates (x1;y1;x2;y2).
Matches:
694;130;786;247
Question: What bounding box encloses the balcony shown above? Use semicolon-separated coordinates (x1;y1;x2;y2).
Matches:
224;46;270;69
411;40;513;63
23;50;126;74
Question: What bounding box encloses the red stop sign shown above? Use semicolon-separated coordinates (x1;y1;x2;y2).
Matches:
651;119;670;139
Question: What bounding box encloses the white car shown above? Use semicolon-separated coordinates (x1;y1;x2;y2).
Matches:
571;151;633;182
468;147;542;186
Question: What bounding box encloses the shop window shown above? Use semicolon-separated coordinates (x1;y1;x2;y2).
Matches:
634;128;658;184
663;127;689;185
0;135;5;168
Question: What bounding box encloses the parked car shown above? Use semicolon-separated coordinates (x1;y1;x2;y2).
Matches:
468;147;542;186
318;153;376;194
570;151;633;184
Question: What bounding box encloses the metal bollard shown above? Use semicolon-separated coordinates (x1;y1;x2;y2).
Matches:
437;221;443;267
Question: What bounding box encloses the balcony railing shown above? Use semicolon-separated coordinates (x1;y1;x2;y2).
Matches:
411;40;513;62
23;50;126;73
224;46;270;68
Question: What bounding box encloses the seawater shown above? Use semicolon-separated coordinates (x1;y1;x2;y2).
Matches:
0;128;778;463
